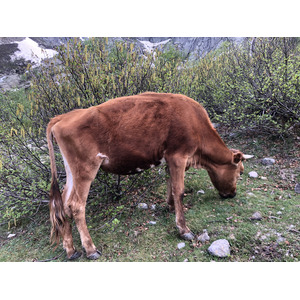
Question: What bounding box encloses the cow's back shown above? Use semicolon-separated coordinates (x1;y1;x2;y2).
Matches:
51;92;215;175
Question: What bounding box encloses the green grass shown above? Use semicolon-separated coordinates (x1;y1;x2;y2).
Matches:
1;135;299;262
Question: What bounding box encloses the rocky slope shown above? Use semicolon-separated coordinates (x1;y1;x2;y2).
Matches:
0;37;244;91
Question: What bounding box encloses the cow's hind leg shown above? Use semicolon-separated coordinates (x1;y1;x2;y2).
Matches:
69;169;102;260
64;155;103;260
166;154;195;241
60;189;82;260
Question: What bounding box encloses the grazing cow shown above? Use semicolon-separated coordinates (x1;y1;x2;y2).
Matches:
47;92;245;260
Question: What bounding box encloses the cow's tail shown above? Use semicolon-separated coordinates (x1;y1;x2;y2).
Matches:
47;119;66;246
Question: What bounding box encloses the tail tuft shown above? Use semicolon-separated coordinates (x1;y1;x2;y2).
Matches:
47;120;66;247
49;178;66;246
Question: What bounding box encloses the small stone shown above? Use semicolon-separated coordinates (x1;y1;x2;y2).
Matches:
211;123;220;128
229;233;236;240
133;231;140;237
7;234;16;238
260;176;267;180
150;204;156;211
289;225;295;230
248;171;258;178
183;258;188;262
261;158;275;165
208;239;230;258
295;183;300;194
251;211;262;220
277;211;282;215
197;231;210;243
148;221;156;225
137;203;148;210
177;242;186;249
276;236;286;244
197;189;205;194
247;192;256;197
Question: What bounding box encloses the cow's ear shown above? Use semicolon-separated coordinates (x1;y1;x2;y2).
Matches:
233;152;243;164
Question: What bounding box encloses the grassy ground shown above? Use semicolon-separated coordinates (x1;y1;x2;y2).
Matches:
0;134;299;262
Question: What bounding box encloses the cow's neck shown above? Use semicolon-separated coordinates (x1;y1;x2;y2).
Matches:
199;125;233;167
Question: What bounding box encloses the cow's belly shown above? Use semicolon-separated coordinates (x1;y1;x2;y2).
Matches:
99;154;166;175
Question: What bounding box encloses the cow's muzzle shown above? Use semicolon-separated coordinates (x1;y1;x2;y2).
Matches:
219;192;236;199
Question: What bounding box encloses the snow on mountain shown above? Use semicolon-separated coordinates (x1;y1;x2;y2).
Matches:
138;39;171;53
10;37;57;65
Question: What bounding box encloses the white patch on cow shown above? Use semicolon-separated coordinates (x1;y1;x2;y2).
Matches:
136;168;143;172
61;152;73;203
97;152;109;165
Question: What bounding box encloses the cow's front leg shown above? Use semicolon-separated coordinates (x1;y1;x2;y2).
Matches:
166;154;195;241
165;166;175;212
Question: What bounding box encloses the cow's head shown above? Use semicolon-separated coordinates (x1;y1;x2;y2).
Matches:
207;149;245;199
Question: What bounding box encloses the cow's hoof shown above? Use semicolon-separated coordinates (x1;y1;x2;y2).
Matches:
87;249;102;260
181;232;195;241
69;250;82;260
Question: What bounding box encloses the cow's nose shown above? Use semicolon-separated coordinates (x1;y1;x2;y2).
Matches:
219;192;236;199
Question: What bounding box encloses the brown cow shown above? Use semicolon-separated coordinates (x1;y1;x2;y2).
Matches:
47;92;245;260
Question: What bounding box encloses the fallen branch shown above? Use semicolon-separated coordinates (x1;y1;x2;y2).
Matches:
34;250;65;262
289;229;300;235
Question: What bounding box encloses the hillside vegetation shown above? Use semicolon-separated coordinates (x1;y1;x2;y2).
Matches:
0;37;299;261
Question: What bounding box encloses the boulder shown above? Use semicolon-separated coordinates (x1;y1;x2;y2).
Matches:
208;239;230;257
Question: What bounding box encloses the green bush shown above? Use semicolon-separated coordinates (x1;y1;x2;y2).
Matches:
184;37;300;135
1;37;299;227
0;38;178;227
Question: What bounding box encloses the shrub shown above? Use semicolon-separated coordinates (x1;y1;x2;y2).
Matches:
1;37;299;227
184;37;300;135
0;38;180;227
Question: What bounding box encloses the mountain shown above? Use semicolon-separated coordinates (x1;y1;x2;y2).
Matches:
0;37;244;91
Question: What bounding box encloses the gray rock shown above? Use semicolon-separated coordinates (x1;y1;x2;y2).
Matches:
150;204;156;211
208;239;230;258
177;242;186;249
251;212;262;220
7;233;16;238
247;192;256;197
197;189;205;194
295;183;300;194
229;233;236;240
197;230;210;243
137;203;148;210
261;158;275;165
148;221;156;225
276;236;286;244
211;123;220;128
248;171;258;178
